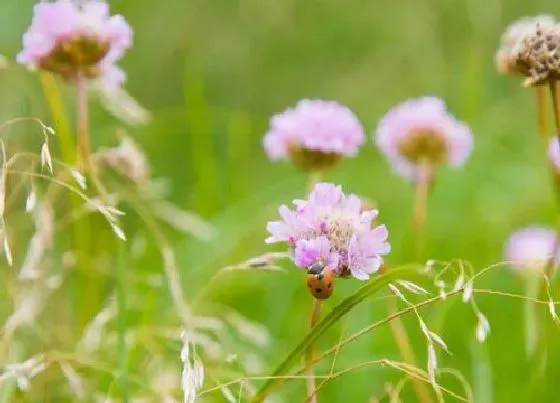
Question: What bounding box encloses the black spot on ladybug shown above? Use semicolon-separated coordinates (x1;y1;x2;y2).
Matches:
315;288;322;293
327;282;332;288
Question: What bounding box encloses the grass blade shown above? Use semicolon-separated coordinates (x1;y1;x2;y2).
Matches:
251;265;419;402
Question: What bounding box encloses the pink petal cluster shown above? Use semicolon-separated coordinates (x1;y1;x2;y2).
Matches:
17;0;132;88
548;137;560;171
266;183;390;280
375;97;473;179
505;227;558;273
263;99;365;160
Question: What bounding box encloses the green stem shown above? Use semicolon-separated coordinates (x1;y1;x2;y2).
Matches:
307;171;322;192
117;241;129;402
386;159;435;403
537;86;549;141
412;161;431;261
39;72;75;163
39;72;87;333
544;80;560;279
76;73;91;171
306;298;322;403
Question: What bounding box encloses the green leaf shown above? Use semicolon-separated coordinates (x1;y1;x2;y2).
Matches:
251;265;420;402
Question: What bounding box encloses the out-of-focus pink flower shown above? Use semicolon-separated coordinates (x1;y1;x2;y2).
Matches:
548;137;560;171
263;99;365;171
266;182;390;280
17;0;132;88
374;97;473;180
505;227;558;273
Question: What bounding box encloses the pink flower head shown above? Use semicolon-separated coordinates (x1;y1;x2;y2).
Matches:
266;182;390;280
505;227;558;273
375;97;473;180
263;99;365;171
17;0;132;88
548;137;560;171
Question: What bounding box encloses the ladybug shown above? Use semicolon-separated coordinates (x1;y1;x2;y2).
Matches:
305;259;336;300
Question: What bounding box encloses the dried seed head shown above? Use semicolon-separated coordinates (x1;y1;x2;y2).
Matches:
496;16;560;86
181;331;204;403
475;312;491;342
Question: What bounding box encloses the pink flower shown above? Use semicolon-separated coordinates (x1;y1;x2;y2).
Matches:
266;182;390;280
263;100;365;170
294;236;339;268
505;227;558;273
374;97;473;180
17;0;132;88
548;137;560;171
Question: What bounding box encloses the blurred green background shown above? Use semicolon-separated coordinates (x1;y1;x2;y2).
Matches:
1;0;560;402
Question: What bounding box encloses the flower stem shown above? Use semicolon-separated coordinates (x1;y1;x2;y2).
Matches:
548;80;560;140
39;72;76;163
75;73;109;198
76;73;91;171
412;161;431;261
306;298;322;403
307;170;323;192
545;80;560;279
537;86;549;140
388;159;435;403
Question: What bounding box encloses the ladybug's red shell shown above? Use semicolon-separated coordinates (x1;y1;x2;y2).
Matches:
306;266;336;299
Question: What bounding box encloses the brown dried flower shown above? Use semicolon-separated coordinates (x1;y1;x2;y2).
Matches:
496;15;560;87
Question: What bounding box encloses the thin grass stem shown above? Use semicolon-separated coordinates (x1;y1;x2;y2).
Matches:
387;298;433;403
306;298;322;403
289;287;552;392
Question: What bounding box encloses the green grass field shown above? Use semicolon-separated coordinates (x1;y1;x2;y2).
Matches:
1;0;560;402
